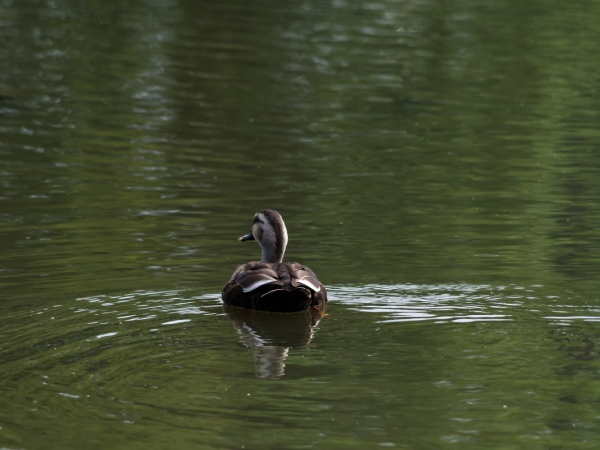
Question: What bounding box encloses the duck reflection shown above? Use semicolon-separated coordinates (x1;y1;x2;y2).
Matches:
224;306;325;379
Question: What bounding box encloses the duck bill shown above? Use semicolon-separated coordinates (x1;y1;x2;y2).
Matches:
239;232;255;242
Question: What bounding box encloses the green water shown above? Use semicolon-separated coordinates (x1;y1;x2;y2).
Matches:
2;0;600;448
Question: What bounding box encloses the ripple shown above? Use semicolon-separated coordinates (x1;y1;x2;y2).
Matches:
75;290;223;322
329;283;600;324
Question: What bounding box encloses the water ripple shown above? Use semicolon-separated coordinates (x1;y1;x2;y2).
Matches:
75;290;223;323
328;283;600;324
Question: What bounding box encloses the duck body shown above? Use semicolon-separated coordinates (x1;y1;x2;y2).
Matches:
222;210;328;313
223;261;327;312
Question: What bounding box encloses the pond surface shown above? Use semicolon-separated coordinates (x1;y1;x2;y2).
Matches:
2;0;600;448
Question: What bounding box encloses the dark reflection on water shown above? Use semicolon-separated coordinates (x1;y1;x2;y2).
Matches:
225;306;325;379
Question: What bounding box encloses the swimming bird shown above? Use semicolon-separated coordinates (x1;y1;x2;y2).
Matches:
222;209;327;313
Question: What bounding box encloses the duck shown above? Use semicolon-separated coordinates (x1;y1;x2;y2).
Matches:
222;209;327;313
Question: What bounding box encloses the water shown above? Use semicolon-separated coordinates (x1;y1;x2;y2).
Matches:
4;285;600;448
2;0;600;448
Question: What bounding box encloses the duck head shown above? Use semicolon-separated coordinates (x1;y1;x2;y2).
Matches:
239;209;288;263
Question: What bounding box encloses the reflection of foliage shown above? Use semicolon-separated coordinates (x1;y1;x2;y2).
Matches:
2;0;600;304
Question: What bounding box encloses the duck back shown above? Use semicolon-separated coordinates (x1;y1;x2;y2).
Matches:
222;262;327;313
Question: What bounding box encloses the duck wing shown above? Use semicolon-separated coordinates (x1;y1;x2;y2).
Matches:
228;262;285;293
284;263;323;293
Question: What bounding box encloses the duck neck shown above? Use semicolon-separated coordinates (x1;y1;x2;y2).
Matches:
260;232;287;263
257;212;288;263
261;245;284;264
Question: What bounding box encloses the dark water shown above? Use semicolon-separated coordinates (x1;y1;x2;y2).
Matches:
2;0;600;448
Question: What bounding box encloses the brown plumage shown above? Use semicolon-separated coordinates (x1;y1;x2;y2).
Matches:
222;210;327;313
